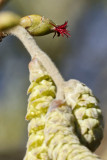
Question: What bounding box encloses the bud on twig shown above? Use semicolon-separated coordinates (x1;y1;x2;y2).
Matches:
20;15;71;38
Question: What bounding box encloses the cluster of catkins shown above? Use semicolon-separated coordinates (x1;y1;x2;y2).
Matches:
24;57;103;160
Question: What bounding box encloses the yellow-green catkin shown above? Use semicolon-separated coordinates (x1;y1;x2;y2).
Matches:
64;79;104;151
24;57;56;160
44;99;102;160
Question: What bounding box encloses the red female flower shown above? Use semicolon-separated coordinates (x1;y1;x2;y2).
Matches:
20;15;71;38
50;21;71;38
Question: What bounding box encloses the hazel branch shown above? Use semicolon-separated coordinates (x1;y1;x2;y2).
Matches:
7;25;65;99
0;12;103;159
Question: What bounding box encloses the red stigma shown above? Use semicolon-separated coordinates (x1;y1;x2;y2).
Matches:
50;21;71;38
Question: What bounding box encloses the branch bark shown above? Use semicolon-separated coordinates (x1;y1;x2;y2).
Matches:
7;25;65;99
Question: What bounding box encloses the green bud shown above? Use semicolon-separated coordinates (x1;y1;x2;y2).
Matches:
0;11;20;31
20;15;55;36
20;14;71;38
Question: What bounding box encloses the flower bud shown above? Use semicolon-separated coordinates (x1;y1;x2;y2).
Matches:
20;14;71;38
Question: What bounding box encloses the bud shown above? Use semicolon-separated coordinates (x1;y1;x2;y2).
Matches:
0;11;20;31
20;14;71;38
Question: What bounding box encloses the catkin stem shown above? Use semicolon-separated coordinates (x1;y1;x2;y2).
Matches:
7;25;64;99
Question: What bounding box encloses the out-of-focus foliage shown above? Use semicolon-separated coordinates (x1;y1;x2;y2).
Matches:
0;11;20;31
0;0;107;160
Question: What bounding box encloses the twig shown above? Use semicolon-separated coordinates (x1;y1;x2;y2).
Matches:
7;25;65;99
0;32;7;41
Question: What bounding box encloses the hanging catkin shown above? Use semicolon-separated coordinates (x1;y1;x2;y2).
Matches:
44;99;102;160
64;79;104;151
24;57;56;160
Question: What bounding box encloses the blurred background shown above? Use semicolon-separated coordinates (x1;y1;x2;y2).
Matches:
0;0;107;159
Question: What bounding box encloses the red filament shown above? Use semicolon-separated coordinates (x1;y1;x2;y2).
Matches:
50;21;71;38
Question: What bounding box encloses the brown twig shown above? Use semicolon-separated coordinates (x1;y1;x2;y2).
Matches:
0;32;8;41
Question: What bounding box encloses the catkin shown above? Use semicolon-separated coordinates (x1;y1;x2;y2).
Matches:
24;58;103;159
64;79;104;151
24;58;56;160
44;99;102;160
